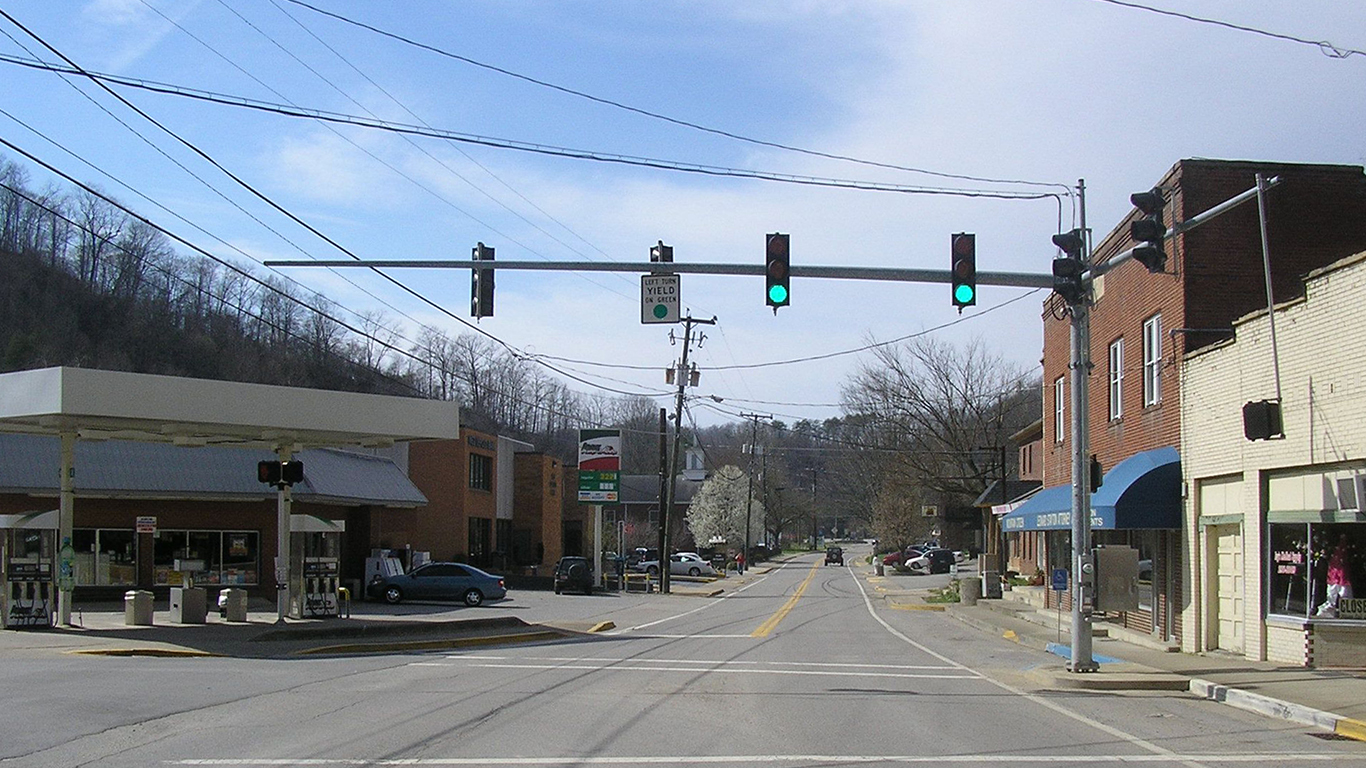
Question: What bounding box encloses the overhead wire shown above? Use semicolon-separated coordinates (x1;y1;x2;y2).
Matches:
0;9;671;405
204;0;640;304
1090;0;1365;60
282;0;1076;194
0;53;1062;203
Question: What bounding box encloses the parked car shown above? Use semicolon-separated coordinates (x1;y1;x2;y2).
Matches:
903;548;956;575
882;550;904;567
824;546;844;566
634;552;718;577
553;556;595;595
366;562;506;606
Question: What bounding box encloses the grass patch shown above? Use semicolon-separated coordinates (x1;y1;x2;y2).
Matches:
924;579;962;604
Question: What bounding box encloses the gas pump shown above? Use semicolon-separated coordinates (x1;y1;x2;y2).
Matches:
1;510;58;629
289;515;344;618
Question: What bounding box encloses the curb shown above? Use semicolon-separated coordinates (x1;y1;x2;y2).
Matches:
69;647;221;658
944;601;1366;741
1188;678;1366;741
294;629;566;656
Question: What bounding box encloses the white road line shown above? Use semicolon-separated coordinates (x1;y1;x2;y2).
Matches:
851;571;1212;768
465;662;976;679
608;572;770;633
449;654;959;670
169;753;1364;765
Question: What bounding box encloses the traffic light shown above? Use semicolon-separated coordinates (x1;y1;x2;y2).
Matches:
257;460;281;486
950;233;976;309
471;242;495;318
650;240;673;265
1129;188;1167;273
257;460;304;487
1051;229;1086;305
765;233;790;309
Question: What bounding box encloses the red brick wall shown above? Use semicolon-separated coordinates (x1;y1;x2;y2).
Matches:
403;427;498;561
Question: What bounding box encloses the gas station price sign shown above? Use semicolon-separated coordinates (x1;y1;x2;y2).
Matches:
577;429;621;503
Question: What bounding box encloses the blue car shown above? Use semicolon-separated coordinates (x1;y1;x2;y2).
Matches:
367;562;506;607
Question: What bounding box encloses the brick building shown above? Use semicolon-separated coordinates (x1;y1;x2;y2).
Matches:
1005;159;1366;645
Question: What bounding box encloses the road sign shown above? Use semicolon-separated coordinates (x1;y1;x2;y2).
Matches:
578;429;622;502
1052;568;1069;591
641;274;680;324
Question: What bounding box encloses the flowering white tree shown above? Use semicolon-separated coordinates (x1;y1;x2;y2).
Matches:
687;466;764;550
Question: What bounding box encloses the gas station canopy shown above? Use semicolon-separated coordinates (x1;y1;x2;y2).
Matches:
0;367;461;448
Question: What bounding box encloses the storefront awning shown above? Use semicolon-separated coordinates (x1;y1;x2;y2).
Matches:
1001;447;1181;532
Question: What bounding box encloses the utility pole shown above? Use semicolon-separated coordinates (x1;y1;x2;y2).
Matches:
662;314;716;594
807;466;818;550
740;412;770;574
657;408;668;593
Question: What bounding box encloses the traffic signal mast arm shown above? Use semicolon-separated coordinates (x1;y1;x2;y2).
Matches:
1088;175;1281;281
265;258;1058;288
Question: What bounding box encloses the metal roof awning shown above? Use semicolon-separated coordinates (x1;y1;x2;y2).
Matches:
1002;447;1182;532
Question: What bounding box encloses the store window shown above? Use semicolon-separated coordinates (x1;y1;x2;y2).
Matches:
1268;523;1366;619
71;529;137;586
153;530;259;586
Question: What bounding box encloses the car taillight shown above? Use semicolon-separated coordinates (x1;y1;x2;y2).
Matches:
498;579;505;589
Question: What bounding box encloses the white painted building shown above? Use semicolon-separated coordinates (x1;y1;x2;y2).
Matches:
1182;251;1366;666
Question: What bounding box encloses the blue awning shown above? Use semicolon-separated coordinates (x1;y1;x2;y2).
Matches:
1001;447;1181;532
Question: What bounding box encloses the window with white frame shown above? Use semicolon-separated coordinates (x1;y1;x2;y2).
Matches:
1054;375;1066;442
1108;338;1124;420
1143;314;1162;406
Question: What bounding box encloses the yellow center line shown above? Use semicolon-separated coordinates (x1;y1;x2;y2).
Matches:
750;561;820;638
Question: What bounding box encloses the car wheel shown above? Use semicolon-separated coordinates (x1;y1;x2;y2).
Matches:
688;566;701;576
646;565;658;576
462;589;484;607
383;585;403;605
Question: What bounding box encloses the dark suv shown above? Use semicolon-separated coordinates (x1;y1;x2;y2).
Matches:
553;556;595;595
824;546;844;566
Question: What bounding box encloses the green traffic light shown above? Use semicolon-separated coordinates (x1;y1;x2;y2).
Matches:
768;284;788;304
953;284;975;304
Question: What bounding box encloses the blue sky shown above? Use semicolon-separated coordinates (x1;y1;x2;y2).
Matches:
2;1;1364;428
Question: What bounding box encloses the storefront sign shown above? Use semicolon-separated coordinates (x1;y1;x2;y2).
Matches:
1340;598;1366;620
136;516;157;534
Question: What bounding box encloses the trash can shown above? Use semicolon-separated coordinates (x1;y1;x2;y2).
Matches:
170;586;207;624
875;561;884;576
959;576;980;606
124;590;154;626
220;588;248;622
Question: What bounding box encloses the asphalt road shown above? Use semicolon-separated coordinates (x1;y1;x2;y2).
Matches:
4;547;1366;767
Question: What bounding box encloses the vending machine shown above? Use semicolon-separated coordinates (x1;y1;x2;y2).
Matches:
1;511;58;629
289;515;344;619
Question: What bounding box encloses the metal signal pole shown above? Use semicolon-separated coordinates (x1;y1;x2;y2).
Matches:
1068;179;1098;672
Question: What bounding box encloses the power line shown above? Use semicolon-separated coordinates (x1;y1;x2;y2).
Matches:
1090;0;1365;60
0;11;671;405
0;53;1062;203
283;0;1076;194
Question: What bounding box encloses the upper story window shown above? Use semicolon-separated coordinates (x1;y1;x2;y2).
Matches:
1108;338;1125;421
469;453;493;492
1143;314;1162;406
1054;375;1066;443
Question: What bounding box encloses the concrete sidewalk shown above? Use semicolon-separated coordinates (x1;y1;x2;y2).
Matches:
944;591;1366;741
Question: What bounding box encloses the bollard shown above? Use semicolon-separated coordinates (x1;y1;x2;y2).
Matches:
959;576;980;606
